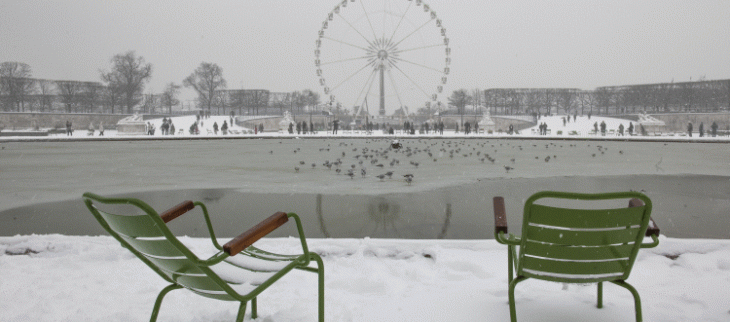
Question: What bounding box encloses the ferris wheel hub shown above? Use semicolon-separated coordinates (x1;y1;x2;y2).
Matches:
377;50;388;60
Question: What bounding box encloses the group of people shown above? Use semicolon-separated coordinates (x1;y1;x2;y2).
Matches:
86;122;104;136
688;121;720;137
158;117;175;135
66;120;105;136
212;121;229;135
290;121;315;135
537;122;549;135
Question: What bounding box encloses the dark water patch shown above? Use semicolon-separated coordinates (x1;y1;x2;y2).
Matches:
1;175;728;239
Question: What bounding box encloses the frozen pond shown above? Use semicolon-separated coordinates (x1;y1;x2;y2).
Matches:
1;138;729;239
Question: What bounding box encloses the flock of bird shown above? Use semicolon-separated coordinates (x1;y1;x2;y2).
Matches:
282;138;627;186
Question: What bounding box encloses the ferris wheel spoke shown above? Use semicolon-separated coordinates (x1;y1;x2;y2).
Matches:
387;0;413;43
320;55;374;67
359;0;379;40
321;36;371;52
391;56;444;74
393;43;445;55
329;61;375;93
360;69;381;110
334;14;375;48
386;69;404;108
354;69;378;109
391;63;432;100
392;17;435;48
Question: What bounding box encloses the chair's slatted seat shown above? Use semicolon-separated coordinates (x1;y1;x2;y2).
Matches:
93;206;241;300
84;193;324;322
520;204;648;283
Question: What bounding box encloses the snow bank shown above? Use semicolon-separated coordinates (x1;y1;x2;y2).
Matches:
1;235;729;321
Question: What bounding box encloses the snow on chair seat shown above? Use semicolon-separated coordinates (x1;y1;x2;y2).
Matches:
83;193;324;322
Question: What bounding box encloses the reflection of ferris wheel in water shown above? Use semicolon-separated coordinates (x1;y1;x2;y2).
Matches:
316;0;450;117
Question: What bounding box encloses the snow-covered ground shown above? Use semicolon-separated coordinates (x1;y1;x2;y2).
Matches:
1;235;729;321
1;114;728;141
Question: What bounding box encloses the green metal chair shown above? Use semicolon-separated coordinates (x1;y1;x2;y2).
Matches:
493;191;660;322
83;192;324;322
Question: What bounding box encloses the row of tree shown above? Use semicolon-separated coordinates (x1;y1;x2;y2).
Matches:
0;56;327;116
3;55;729;117
0;54;156;114
434;79;730;119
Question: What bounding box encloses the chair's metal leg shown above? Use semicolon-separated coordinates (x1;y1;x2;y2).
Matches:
311;253;326;322
236;301;248;322
150;284;182;322
508;276;527;322
508;245;514;283
597;282;603;308
610;280;643;322
251;297;257;319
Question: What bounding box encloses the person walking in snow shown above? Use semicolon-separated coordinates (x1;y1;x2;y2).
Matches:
213;122;219;134
687;122;693;137
628;122;633;136
699;122;704;137
618;123;624;136
600;121;606;135
711;121;718;137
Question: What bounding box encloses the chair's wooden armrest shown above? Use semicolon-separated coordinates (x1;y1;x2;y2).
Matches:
223;212;289;256
159;200;195;223
493;197;508;235
646;217;660;237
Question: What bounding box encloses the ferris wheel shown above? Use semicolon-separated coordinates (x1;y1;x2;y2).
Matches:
315;0;450;118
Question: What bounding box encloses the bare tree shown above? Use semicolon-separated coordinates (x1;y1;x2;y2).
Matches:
578;90;596;115
79;82;103;113
36;80;56;112
594;88;611;115
525;90;540;115
160;82;180;114
448;89;472;126
183;62;226;115
471;88;482;115
100;51;153;114
212;90;229;115
0;62;34;111
102;83;123;114
507;89;521;115
228;90;245;115
303;89;320;112
141;92;160;114
270;92;290;115
56;80;82;113
557;89;577;115
291;91;307;114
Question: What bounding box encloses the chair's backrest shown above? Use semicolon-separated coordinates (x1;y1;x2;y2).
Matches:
517;191;652;283
83;193;238;300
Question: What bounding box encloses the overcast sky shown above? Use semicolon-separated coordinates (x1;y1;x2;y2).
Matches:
1;0;729;108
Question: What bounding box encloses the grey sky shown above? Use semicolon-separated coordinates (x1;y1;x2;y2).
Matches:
1;0;729;108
